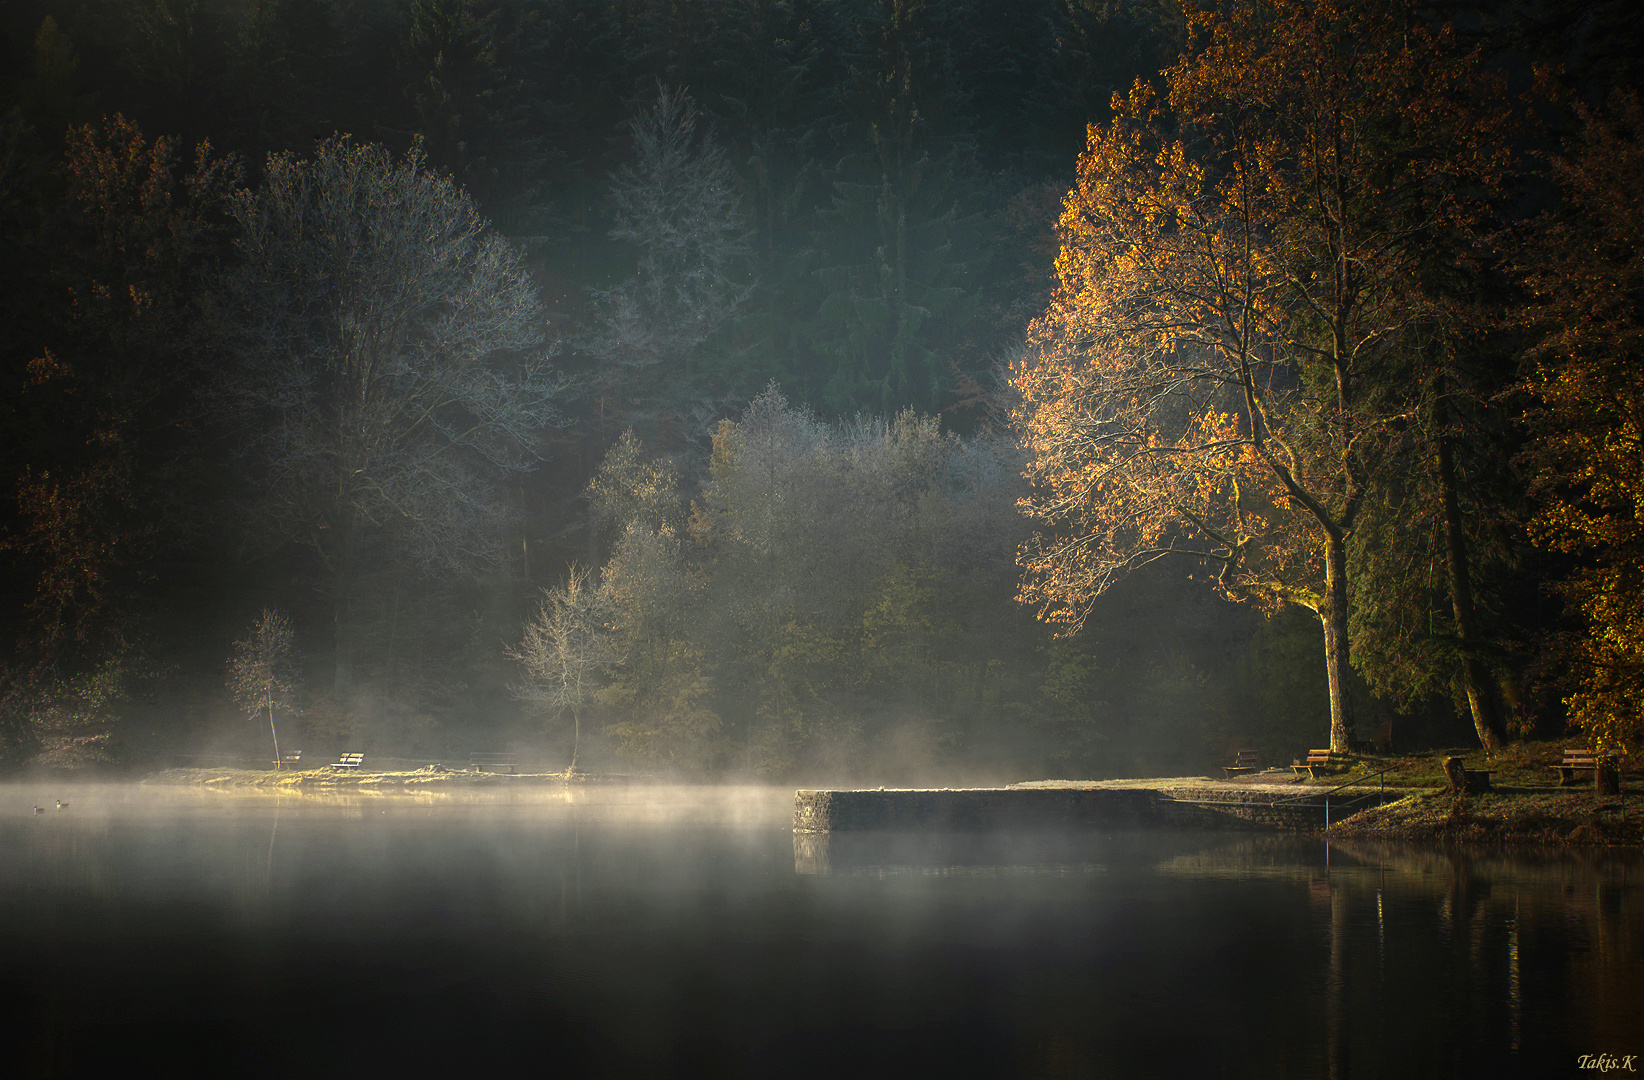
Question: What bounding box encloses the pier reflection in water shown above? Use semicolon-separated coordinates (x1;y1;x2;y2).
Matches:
1;785;1637;1077
798;828;1641;1078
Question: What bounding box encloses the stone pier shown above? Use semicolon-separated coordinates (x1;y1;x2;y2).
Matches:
794;782;1363;833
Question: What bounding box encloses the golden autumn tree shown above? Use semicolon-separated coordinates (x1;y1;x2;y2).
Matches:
1521;89;1644;755
1013;0;1511;752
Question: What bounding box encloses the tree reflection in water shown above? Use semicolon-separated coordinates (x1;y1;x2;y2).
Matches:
2;788;1638;1077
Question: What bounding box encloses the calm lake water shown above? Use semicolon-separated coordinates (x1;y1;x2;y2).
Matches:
1;783;1639;1078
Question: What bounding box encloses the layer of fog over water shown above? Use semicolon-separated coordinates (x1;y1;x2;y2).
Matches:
3;785;1639;1078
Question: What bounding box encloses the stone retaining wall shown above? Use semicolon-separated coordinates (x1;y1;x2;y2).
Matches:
793;786;1359;833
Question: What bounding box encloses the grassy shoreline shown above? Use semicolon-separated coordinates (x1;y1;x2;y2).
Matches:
1257;739;1639;847
1324;789;1640;846
132;739;1642;847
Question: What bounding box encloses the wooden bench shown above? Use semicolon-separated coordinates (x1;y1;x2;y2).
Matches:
330;751;364;771
273;749;302;769
1223;749;1260;778
1293;749;1346;780
1554;749;1615;786
469;752;517;775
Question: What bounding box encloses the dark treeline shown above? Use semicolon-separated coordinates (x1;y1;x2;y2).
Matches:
0;0;1638;779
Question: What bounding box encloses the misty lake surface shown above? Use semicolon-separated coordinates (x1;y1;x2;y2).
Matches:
2;784;1640;1078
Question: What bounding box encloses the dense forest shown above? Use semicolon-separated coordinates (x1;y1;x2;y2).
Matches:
0;0;1640;781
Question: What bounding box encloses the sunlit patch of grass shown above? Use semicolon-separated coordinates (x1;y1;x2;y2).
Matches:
1328;787;1641;846
1281;738;1641;846
1295;738;1612;791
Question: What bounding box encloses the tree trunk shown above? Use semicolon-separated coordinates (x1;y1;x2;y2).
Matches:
1322;532;1354;753
383;576;401;703
331;520;354;698
586;428;602;584
1434;388;1503;752
1595;756;1620;796
267;695;281;770
331;584;352;697
518;478;532;583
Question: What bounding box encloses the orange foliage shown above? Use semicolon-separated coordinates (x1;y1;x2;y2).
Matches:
1521;90;1644;753
1013;0;1513;748
2;116;237;654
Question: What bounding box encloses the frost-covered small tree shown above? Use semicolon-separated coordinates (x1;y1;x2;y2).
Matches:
227;609;300;769
585;428;682;557
597;520;720;768
509;567;618;773
215;135;566;694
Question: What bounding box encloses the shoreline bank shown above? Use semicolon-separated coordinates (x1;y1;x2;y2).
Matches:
127;765;1642;846
136;765;612;789
1323;788;1640;846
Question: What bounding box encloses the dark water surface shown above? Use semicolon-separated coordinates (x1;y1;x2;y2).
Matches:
1;784;1639;1078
